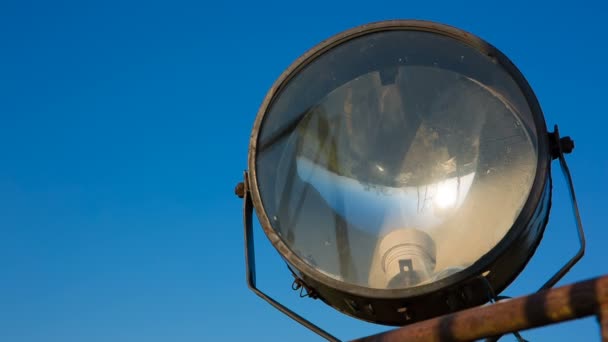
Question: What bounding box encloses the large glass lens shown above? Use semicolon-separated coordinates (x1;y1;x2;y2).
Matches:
255;30;538;290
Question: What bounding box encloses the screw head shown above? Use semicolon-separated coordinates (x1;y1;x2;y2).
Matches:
235;182;245;198
560;136;575;154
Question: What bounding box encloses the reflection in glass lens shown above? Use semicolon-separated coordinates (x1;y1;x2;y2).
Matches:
255;32;538;290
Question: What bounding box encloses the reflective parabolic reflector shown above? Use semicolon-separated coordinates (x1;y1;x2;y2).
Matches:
254;30;538;290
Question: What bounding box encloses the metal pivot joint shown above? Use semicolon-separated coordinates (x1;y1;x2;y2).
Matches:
549;126;575;160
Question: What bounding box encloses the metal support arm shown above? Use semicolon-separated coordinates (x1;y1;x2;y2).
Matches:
240;172;340;342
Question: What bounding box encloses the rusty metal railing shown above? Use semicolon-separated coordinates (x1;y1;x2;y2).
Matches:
352;275;608;342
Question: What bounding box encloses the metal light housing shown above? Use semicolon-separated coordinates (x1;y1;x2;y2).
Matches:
243;20;560;327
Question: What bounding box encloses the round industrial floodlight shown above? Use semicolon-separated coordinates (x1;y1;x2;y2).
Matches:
246;20;553;326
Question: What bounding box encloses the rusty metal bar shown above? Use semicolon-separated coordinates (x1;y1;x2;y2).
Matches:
352;275;608;342
600;302;608;342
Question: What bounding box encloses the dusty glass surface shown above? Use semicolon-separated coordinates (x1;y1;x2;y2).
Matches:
255;30;538;290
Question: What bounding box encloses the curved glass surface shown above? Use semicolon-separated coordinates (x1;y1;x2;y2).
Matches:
255;30;538;290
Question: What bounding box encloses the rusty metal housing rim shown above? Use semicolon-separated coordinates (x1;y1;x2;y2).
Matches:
247;19;551;300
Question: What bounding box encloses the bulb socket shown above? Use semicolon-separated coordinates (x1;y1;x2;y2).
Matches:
379;229;437;288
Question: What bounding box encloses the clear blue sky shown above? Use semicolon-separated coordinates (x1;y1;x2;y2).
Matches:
1;0;607;341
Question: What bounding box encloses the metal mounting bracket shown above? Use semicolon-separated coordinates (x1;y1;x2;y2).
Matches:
540;124;586;290
487;124;586;342
238;172;340;342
